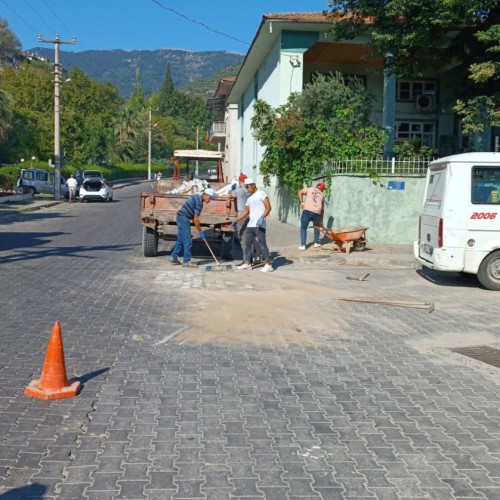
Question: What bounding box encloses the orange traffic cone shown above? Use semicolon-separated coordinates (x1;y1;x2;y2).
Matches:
24;321;81;400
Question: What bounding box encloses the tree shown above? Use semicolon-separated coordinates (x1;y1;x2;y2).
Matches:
157;63;176;116
128;67;146;112
152;63;211;149
450;4;500;133
251;73;386;193
61;67;123;163
0;89;13;141
326;0;500;134
0;17;21;61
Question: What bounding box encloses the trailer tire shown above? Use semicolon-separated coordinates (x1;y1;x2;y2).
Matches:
142;226;158;257
477;250;500;291
220;232;234;261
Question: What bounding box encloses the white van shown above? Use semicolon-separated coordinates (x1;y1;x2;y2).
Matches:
414;152;500;290
18;168;68;197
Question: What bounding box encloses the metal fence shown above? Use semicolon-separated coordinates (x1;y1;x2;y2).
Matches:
328;157;435;176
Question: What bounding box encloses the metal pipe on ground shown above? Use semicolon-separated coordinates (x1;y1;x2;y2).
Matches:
337;297;435;313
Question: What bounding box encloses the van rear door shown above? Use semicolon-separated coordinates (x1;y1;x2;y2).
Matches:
417;163;447;263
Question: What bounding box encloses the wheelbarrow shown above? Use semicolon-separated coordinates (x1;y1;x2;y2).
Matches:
314;225;368;254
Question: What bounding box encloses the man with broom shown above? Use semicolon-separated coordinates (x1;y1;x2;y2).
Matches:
170;187;216;268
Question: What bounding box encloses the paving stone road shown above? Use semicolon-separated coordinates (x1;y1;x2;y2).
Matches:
0;182;499;499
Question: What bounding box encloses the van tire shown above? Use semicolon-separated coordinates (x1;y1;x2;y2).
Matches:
477;250;500;291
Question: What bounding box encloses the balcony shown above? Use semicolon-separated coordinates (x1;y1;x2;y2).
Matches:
210;121;226;137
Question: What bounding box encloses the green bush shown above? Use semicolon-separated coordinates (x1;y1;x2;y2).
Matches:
0;166;21;191
66;162;165;181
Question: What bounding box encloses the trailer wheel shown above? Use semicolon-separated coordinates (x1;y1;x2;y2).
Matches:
220;232;234;261
142;226;158;257
477;250;500;291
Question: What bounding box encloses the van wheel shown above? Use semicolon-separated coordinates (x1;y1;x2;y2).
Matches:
477;250;500;291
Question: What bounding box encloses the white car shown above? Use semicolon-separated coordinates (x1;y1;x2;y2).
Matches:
79;177;113;202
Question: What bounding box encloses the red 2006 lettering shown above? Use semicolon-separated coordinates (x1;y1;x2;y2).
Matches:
471;212;498;220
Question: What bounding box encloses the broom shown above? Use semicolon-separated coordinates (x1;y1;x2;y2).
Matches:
203;238;233;272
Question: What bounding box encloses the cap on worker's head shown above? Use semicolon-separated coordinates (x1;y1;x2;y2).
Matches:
244;177;255;185
238;173;247;182
316;181;326;191
204;188;216;200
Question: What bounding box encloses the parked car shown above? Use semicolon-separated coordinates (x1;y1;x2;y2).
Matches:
17;168;69;197
79;178;113;202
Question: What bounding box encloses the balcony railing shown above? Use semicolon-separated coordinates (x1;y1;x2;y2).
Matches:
210;121;226;136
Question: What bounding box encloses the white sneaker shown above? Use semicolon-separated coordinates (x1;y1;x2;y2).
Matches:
314;243;321;248
236;263;251;270
261;264;273;273
298;245;306;251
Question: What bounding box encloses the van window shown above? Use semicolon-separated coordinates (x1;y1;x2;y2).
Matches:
472;167;500;204
35;171;48;182
423;166;446;209
22;170;34;181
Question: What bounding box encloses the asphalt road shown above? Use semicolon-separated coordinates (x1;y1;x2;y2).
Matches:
1;182;500;499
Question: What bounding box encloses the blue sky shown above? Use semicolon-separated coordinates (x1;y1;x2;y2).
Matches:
1;0;330;54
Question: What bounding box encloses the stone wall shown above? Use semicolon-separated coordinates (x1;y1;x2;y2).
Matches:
267;174;426;244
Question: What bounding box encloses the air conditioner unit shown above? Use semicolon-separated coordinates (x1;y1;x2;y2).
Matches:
416;94;435;112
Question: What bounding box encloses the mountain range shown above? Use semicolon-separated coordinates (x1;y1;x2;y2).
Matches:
28;47;245;99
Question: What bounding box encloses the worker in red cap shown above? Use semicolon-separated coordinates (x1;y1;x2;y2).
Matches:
297;181;327;250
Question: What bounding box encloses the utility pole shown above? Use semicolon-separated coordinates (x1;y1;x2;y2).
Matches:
147;109;152;181
38;34;77;200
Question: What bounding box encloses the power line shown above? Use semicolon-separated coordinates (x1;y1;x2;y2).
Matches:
149;0;249;47
22;0;56;35
0;0;38;35
41;0;75;41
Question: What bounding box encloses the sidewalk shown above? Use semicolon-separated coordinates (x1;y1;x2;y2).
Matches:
268;217;417;269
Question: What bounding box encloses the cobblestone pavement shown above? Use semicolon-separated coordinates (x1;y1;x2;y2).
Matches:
0;183;499;499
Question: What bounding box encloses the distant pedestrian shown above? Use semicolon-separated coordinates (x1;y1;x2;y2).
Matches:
66;174;78;203
297;181;326;250
155;171;163;181
230;173;261;263
170;188;216;268
235;178;273;273
75;169;83;187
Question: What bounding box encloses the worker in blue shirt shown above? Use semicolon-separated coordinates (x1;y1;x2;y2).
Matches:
170;188;216;268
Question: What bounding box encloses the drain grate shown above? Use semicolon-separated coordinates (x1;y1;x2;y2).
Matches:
451;346;500;369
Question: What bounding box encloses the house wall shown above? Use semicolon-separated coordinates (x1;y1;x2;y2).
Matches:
238;38;283;179
265;174;427;244
224;103;239;180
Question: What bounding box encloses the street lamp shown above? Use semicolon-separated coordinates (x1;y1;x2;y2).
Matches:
31;156;36;167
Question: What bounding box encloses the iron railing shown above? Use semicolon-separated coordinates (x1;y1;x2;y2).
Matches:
210;121;226;135
328;157;435;176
